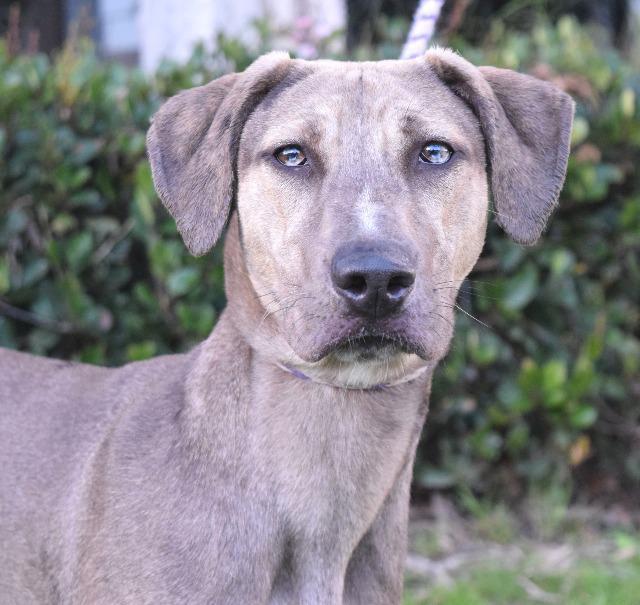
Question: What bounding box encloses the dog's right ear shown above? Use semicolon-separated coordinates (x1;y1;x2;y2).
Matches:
147;52;291;256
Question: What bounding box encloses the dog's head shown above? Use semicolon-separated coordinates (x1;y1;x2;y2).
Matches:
147;50;573;388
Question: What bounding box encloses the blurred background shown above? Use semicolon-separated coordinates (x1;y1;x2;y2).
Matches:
1;1;639;602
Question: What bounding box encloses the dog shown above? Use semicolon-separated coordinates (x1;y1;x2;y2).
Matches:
0;49;573;604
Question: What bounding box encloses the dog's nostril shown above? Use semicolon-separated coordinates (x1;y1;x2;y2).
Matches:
342;273;368;297
387;283;405;298
387;273;415;298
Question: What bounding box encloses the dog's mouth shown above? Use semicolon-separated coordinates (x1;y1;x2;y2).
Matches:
332;335;401;360
321;330;424;363
285;319;434;388
291;329;431;389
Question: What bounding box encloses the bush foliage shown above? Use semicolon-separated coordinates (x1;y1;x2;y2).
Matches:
0;19;638;498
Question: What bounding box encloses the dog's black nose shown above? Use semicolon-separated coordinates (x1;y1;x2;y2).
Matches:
331;244;416;319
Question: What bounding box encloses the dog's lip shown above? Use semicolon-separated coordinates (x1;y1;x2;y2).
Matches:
334;334;405;353
310;327;427;362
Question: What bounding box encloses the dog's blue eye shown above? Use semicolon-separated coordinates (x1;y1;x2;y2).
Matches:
275;145;307;167
419;142;453;164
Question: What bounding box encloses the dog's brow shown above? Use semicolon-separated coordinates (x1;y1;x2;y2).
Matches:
400;112;440;131
399;111;471;153
261;119;324;150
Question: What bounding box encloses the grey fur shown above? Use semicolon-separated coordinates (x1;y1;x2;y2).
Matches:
0;50;573;604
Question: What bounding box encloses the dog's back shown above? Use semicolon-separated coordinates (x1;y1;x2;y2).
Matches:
0;348;190;602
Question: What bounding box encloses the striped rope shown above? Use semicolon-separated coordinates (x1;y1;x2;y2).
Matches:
400;0;445;59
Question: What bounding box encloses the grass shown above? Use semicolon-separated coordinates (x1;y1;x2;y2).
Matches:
402;495;640;605
404;557;640;605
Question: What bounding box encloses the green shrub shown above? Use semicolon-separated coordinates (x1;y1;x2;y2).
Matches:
417;18;640;498
0;37;259;364
0;19;638;499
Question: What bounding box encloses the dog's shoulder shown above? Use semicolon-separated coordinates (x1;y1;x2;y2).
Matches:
0;347;192;443
0;346;109;399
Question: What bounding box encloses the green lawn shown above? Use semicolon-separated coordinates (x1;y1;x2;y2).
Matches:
403;499;640;605
405;557;640;605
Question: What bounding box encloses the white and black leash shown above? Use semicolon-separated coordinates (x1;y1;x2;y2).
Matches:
400;0;446;59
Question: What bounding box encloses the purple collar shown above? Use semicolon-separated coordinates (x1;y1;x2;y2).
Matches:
275;362;429;391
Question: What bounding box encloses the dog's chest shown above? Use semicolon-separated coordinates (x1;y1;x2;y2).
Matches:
250;381;419;560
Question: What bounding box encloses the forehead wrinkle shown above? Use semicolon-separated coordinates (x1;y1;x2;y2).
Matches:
259;86;350;153
328;71;395;179
260;118;323;150
399;112;471;153
366;66;482;149
359;74;419;158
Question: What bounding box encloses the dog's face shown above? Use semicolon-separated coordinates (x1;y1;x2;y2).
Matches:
235;60;488;377
148;51;573;388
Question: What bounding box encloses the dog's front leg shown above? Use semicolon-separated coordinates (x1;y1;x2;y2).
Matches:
342;458;413;605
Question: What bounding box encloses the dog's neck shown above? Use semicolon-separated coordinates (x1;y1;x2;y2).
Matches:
184;310;431;566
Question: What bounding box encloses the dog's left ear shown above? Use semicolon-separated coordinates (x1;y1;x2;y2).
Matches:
147;52;291;256
426;49;575;245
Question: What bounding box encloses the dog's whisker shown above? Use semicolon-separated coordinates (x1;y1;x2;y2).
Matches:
435;278;499;287
261;294;314;323
253;291;277;300
454;304;490;328
438;302;491;329
429;311;454;329
434;285;502;302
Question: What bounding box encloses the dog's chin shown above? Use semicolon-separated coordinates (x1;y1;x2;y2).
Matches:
287;330;432;390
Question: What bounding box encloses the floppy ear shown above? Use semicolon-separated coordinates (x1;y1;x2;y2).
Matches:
425;49;575;245
147;52;291;256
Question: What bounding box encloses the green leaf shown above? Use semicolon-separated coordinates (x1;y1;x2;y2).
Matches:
54;165;91;192
126;340;158;361
497;380;532;414
570;405;598;428
571;356;595;396
76;343;106;364
65;232;94;271
620;88;636;118
0;258;9;294
505;423;530;453
2;208;29;238
471;430;503;461
19;258;49;288
571;115;589;145
133;282;159;310
500;264;539;311
27;328;59;356
176;302;216;335
549;250;575;276
417;468;455;489
133;162;156;227
167;267;200;297
51;213;78;235
59;273;92;320
467;329;500;365
541;360;568;407
71;138;104;164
